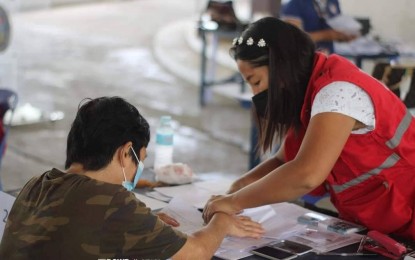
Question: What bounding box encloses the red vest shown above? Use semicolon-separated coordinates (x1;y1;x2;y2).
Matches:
285;53;415;239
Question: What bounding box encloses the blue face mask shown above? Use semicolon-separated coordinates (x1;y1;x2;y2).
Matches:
122;147;144;191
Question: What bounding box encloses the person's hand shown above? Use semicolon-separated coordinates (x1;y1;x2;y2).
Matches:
156;212;180;227
328;29;358;42
223;214;264;239
203;195;241;223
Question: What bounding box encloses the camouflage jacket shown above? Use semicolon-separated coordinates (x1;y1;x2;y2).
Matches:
0;168;187;260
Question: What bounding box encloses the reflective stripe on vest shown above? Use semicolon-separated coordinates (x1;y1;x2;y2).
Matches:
386;109;413;149
331;109;412;193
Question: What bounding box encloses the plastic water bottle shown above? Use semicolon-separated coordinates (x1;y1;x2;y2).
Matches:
153;115;174;169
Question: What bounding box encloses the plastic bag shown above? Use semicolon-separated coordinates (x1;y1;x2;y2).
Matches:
154;163;195;185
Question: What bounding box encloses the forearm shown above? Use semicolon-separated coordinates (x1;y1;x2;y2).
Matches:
308;29;334;42
173;213;230;259
309;29;355;43
232;160;325;210
229;155;284;193
222;114;354;214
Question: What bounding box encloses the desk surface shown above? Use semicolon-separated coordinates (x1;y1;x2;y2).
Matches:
138;170;413;260
335;38;400;69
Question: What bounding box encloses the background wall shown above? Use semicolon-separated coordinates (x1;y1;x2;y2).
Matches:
341;0;415;46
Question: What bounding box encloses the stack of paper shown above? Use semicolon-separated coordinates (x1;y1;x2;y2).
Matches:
134;178;362;259
150;179;234;208
160;197;362;260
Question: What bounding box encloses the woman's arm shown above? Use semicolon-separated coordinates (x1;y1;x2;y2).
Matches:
309;29;357;43
284;17;356;43
234;112;355;209
227;141;286;194
203;112;355;222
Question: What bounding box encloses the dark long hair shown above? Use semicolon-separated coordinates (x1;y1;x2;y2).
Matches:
230;17;315;153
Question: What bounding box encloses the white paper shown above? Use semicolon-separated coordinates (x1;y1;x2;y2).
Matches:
215;237;275;260
160;196;204;234
193;179;233;194
214;248;253;260
225;202;362;256
159;197;363;259
145;190;172;202
219;237;274;252
155;184;212;209
155;183;204;198
133;192;168;211
244;203;310;239
0;191;16;241
326;14;361;35
154;179;233;208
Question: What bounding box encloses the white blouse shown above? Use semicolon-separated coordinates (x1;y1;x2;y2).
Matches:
311;81;376;134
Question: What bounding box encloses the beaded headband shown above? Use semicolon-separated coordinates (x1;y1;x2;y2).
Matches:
232;36;267;47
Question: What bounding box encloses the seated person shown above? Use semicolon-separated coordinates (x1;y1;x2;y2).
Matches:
0;97;264;259
281;0;356;53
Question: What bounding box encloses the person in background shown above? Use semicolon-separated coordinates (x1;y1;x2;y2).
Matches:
281;0;356;53
0;97;264;259
203;17;415;240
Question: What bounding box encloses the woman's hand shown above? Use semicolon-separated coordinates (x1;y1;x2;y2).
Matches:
227;155;286;194
203;195;241;223
156;212;180;227
310;29;358;44
225;214;264;239
328;29;358;42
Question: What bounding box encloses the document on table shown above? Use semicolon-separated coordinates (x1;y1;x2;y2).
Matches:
160;197;363;260
133;192;168;211
145;190;172;202
243;204;306;239
160;196;274;259
160;197;204;234
154;179;234;208
0;191;16;240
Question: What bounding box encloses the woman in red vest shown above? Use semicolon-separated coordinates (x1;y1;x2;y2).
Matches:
203;17;415;239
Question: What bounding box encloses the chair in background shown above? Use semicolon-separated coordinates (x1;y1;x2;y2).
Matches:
372;62;404;97
0;89;18;191
198;0;283;106
403;69;415;108
372;62;415;109
198;0;247;106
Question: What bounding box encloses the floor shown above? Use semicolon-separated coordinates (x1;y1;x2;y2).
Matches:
0;0;253;193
